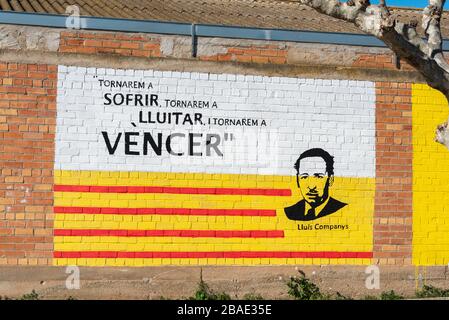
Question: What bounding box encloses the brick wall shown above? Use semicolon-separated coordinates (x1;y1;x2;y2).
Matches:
0;63;56;265
353;54;414;71
199;44;288;64
60;32;162;58
0;29;440;266
58;30;411;70
374;82;413;265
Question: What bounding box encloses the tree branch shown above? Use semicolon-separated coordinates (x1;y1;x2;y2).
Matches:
422;1;449;73
298;0;449;149
423;0;445;54
298;1;427;54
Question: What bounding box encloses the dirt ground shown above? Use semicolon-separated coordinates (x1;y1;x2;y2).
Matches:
0;265;448;300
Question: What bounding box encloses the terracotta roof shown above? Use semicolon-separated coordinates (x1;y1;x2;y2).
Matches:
0;0;448;37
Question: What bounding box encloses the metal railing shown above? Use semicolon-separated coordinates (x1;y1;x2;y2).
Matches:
1;10;448;51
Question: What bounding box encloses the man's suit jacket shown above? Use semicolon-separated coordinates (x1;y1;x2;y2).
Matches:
284;197;347;221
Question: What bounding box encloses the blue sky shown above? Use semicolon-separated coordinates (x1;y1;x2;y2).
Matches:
370;0;449;8
344;0;449;8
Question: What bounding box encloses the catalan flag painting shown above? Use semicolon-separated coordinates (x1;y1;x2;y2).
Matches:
54;66;376;266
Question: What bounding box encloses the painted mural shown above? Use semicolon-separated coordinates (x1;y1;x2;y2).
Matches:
53;66;376;266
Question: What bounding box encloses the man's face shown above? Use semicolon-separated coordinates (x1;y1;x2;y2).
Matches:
297;157;332;207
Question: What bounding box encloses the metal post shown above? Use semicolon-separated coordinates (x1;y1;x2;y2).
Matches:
191;23;197;58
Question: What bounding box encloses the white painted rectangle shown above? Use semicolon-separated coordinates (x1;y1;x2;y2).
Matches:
55;66;376;177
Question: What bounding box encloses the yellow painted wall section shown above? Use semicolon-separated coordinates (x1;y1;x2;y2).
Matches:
413;84;449;266
53;170;374;266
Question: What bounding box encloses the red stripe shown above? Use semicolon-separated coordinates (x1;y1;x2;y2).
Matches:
53;206;276;217
54;229;284;238
54;251;373;259
54;185;292;196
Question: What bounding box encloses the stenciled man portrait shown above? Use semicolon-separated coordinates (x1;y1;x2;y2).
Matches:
284;148;347;221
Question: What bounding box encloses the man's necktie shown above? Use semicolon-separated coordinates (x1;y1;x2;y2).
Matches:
306;207;316;219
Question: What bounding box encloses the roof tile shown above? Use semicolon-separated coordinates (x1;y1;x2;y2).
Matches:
0;0;448;38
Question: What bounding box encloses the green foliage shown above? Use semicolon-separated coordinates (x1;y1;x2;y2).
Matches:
189;269;231;301
191;280;231;300
287;271;325;300
416;285;449;298
243;293;264;300
286;271;356;300
380;290;404;300
20;290;39;300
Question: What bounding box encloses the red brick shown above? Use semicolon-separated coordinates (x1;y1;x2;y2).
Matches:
142;43;160;50
374;82;412;266
251;56;269;64
120;41;141;49
102;41;121;48
84;39;103;47
0;62;55;265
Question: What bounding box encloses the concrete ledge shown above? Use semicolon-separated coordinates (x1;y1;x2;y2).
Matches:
0;49;426;84
0;266;447;300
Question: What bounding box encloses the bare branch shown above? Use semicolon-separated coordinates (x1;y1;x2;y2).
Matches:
298;0;449;150
423;0;445;53
297;0;437;85
298;0;368;23
422;0;449;73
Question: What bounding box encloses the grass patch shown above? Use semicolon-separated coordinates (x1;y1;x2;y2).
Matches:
19;290;40;300
189;269;231;300
287;270;329;300
380;290;404;300
416;285;449;298
243;293;264;300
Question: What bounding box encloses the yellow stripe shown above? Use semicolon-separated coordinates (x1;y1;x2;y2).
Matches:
55;214;279;230
54;192;293;209
54;237;372;252
54;170;291;188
